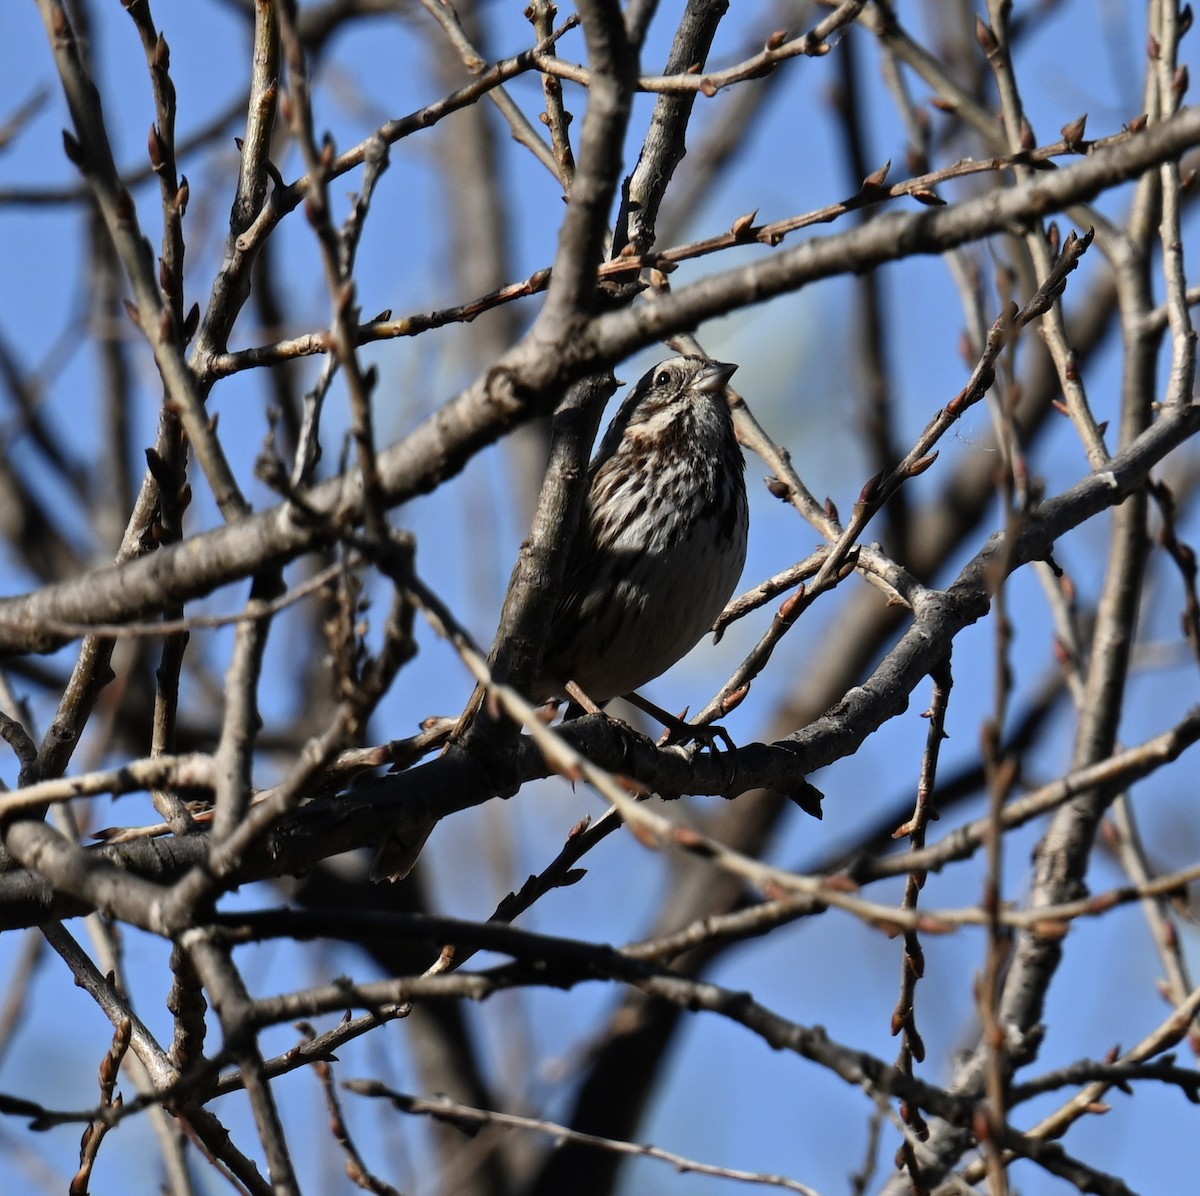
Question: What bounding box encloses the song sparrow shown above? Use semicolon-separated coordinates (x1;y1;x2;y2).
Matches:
533;355;748;703
371;355;748;880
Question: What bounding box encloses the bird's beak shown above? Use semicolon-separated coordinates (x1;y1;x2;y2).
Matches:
693;361;738;394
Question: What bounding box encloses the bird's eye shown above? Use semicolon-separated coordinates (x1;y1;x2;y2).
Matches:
655;369;672;387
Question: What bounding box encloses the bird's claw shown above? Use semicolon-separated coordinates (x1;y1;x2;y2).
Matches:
659;718;739;788
658;719;733;752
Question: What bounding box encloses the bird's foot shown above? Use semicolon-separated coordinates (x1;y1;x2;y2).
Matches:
621;691;738;784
